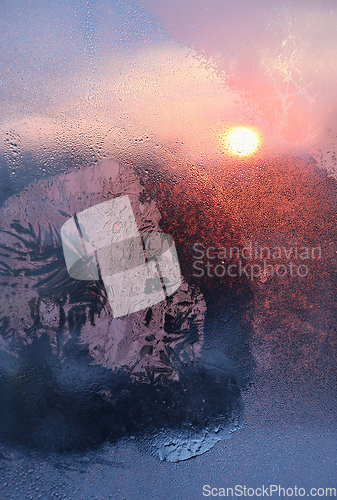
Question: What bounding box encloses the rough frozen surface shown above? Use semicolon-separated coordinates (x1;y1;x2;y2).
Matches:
1;158;337;493
0;160;205;381
0;160;244;464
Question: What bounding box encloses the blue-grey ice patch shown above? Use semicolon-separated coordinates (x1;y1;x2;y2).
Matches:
156;425;239;462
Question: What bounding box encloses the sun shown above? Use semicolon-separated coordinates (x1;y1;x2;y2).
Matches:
223;127;259;156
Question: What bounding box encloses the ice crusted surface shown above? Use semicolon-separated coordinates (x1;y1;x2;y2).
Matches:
0;160;242;460
156;427;236;462
0;159;205;383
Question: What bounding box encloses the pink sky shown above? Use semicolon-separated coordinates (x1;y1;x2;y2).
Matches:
144;0;337;149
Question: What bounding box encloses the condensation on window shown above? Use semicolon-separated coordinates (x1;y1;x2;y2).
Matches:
1;0;337;497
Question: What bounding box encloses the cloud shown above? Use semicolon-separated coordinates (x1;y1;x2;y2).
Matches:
1;43;273;172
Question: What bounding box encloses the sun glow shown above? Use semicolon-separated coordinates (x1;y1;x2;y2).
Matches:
223;127;259;156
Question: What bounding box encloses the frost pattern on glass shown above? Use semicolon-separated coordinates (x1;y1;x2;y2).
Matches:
0;160;203;382
0;160;245;461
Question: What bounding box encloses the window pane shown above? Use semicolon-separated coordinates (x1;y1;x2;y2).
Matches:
1;0;337;497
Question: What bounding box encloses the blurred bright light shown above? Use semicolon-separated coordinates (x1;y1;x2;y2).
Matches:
223;127;259;156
